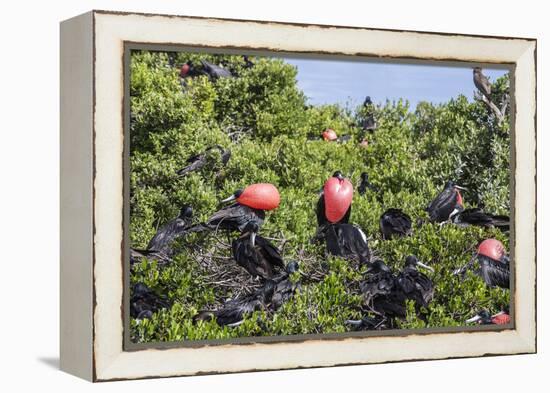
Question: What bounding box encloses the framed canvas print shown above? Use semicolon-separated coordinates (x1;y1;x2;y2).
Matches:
60;10;537;382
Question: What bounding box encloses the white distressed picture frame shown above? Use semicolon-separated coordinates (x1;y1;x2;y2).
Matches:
60;10;536;382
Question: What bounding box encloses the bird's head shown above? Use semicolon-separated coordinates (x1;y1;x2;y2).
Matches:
179;204;193;219
473;66;483;73
466;310;492;324
332;171;345;181
367;259;391;274
360;172;369;181
285;260;300;274
363;96;372;106
243;221;260;246
405;255;434;272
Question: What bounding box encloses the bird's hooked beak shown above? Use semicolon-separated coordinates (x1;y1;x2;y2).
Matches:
466;314;482;324
454;185;468;191
221;194;237;203
417;261;434;272
249;231;257;247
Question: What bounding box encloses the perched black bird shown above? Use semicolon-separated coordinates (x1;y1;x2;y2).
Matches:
130;283;170;319
231;222;285;279
476;254;510;289
453;240;510;289
316;171;351;229
176;145;231;177
473;67;492;101
194;282;275;327
242;55;254;69
363;96;373;107
187;191;266;234
269;261;302;311
146;205;194;255
324;223;371;265
360;260;405;319
466;308;510;325
360;96;377;131
426;181;466;223
200;60;233;79
357;172;379;196
379;208;412;239
194;262;301;327
451;208;509;231
359;257;433;323
396;256;434;310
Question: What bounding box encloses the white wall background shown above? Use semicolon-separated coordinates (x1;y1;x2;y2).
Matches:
0;1;545;391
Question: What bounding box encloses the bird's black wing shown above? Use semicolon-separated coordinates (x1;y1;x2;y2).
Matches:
316;192;328;227
426;187;458;222
146;218;188;253
380;209;412;238
255;236;285;271
398;269;434;307
232;236;260;277
479;258;509;289
176;153;206;176
360;272;396;304
325;224;370;264
455;208;509;231
206;203;264;232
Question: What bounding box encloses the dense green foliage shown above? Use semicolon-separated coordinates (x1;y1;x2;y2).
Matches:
129;51;510;343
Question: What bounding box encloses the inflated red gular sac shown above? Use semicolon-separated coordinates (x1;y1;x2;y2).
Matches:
323;172;354;223
180;63;191;78
477;238;506;262
322;128;337;141
223;183;281;211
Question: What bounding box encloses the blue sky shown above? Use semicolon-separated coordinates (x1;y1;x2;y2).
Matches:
283;57;509;109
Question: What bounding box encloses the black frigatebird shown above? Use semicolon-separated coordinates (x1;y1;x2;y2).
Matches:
466;309;511;325
396;256;434;310
194;262;301;327
145;205;194;256
473;67;492;101
324;223;371;265
356;257;434;324
200;60;233;80
187;183;280;234
379;208;413;239
242;55;254;69
176;145;231;177
269;261;302;311
451;208;509;231
426;181;466;223
194;282;274;327
359;260;405;320
130;283;170;319
453;239;509;289
357;172;379;195
231;221;285;279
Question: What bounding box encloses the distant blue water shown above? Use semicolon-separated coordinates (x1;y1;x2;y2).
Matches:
283;57;509;110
